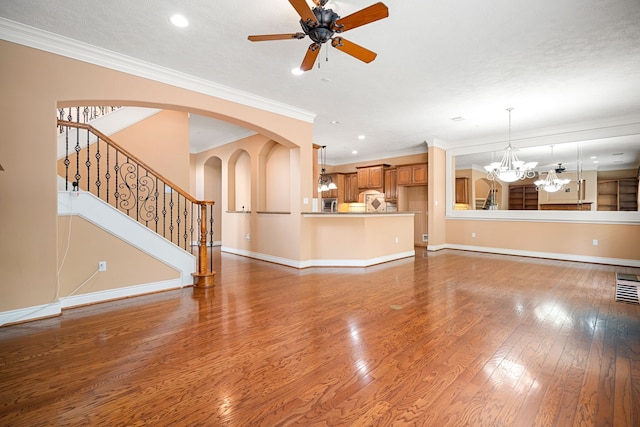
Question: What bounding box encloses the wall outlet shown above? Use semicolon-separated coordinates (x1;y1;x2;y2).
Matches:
592;239;598;246
471;232;476;238
98;261;107;271
246;234;251;240
422;234;428;243
395;237;399;244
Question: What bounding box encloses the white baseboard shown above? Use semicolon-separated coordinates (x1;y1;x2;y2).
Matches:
221;247;415;268
0;302;62;327
0;279;182;327
441;244;640;267
60;279;182;309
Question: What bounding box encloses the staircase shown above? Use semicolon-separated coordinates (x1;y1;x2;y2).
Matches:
57;107;216;289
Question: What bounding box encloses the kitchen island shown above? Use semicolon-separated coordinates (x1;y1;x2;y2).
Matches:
300;212;415;267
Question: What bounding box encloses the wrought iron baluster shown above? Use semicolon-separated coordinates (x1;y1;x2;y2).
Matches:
136;163;140;221
154;177;159;233
138;170;155;226
85;128;91;191
162;184;167;240
169;191;174;243
74;125;81;190
176;196;181;247
105;143;111;204
64;126;70;191
183;198;189;249
95;138;101;198
114;151;120;210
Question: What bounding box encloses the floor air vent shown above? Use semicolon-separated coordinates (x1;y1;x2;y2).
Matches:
615;273;640;305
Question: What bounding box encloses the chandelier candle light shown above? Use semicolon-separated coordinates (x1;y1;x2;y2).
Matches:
484;108;537;183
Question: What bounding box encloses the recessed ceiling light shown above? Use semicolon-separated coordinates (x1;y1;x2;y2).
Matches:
450;116;465;122
593;160;599;164
170;14;189;27
291;68;304;76
330;120;340;125
358;135;366;140
590;156;598;159
352;150;358;154
321;77;331;83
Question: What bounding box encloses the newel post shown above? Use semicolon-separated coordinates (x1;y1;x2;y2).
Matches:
192;202;216;288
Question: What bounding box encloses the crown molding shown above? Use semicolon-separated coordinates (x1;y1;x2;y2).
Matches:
0;18;316;123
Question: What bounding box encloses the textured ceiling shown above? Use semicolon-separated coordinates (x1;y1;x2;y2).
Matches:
1;0;640;166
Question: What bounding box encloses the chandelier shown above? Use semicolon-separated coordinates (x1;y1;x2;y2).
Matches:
534;169;571;193
484;108;537;183
318;145;337;192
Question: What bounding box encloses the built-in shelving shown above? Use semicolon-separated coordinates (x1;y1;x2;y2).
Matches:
597;178;638;211
509;184;538;210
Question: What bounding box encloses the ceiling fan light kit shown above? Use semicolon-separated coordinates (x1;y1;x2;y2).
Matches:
248;0;389;72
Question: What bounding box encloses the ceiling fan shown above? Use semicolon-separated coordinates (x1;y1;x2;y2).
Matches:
248;0;389;72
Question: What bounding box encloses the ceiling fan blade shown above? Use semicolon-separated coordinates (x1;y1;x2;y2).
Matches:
331;37;377;63
248;33;306;42
300;43;321;71
332;2;389;33
289;0;319;26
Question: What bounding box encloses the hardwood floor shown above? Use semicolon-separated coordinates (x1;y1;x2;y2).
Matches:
1;249;639;426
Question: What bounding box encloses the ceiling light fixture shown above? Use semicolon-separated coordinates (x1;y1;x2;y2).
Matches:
358;135;366;140
318;145;337;193
534;169;570;193
534;145;570;193
170;14;189;28
484;108;537;183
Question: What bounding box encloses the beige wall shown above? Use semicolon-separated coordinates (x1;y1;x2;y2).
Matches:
0;41;312;313
57;216;179;298
445;219;640;260
110;110;190;189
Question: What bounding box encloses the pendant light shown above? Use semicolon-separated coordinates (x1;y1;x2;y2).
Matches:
484;108;537;182
317;145;337;192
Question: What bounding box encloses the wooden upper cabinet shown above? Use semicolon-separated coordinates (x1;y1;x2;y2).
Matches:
344;173;359;203
384;168;397;202
357;165;387;190
397;163;427;186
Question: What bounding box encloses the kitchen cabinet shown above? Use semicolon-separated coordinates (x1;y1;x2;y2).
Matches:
455;177;469;204
384;168;397;202
397;163;427;186
357;165;387;190
344;173;359;203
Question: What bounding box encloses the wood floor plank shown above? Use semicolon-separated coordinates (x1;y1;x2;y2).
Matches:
1;249;639;426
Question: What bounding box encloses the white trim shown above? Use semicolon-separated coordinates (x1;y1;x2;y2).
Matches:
427;243;448;251
302;213;415;218
0;18;315;124
445;209;640;225
440;244;640;267
0;301;62;327
58;191;195;286
60;279;181;309
221;247;415;268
